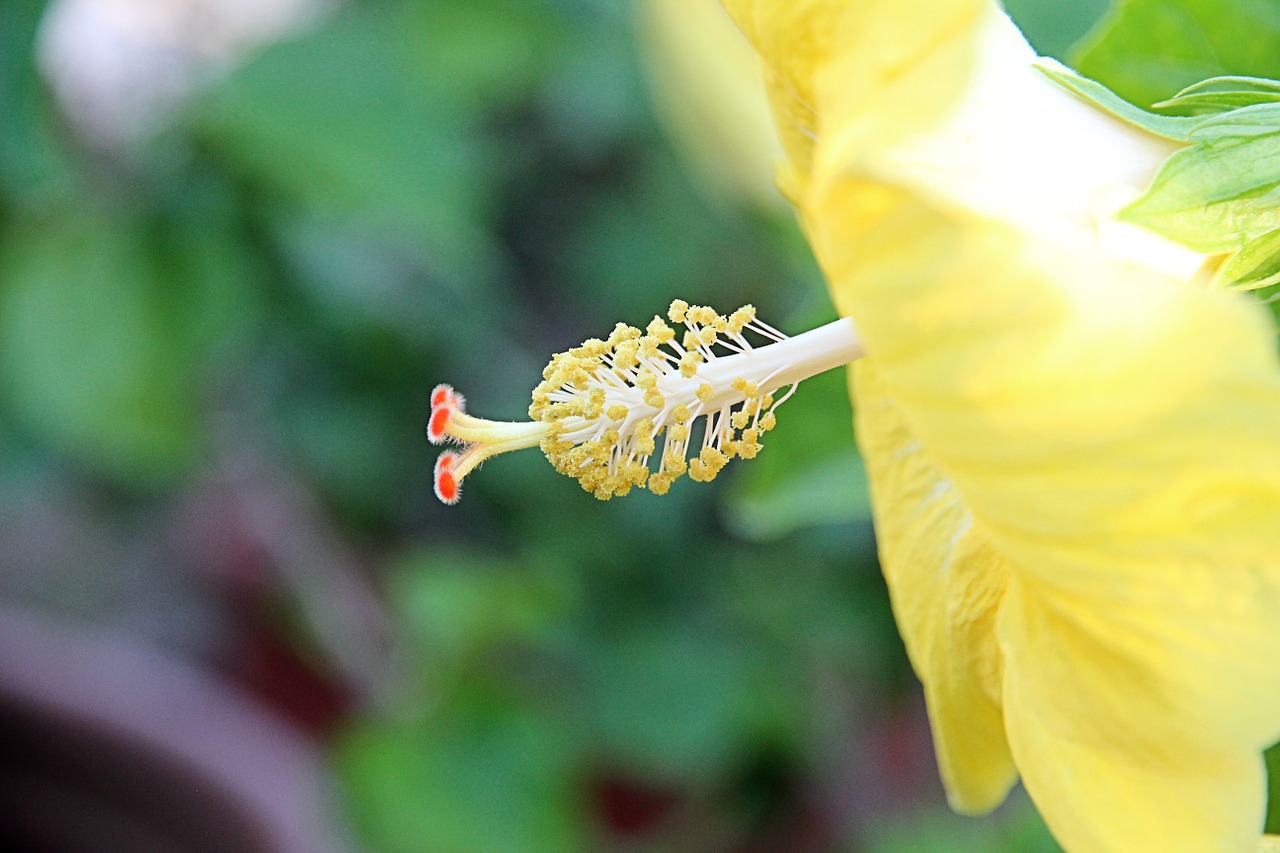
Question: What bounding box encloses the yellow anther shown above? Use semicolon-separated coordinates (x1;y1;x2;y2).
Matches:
731;410;751;430
607;404;628;421
608;322;641;345
625;462;649;486
689;305;717;325
696;383;713;403
649;474;672;495
646;317;675;342
699;327;718;346
672;404;691;423
727;305;755;334
700;446;728;471
760;412;777;431
636;371;657;390
614;340;640;369
541;355;562;380
670;423;690;441
679;352;702;378
643;388;665;409
731;377;760;397
580;338;609;356
668;299;689;324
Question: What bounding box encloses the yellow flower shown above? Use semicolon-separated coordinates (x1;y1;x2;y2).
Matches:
722;0;1280;851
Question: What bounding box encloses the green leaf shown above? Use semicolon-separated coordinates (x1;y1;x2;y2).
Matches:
1188;103;1280;138
1072;0;1280;111
1266;739;1280;834
1154;76;1280;113
1033;62;1197;141
1064;0;1280;309
1001;0;1110;61
1119;110;1280;255
1213;228;1280;290
1045;61;1280;284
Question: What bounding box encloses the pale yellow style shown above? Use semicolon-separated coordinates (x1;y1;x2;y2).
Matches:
722;0;1280;851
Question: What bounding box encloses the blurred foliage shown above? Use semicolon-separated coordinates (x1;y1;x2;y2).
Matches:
1073;0;1280;109
1;0;919;849
868;799;1064;853
1002;0;1110;60
4;0;1277;850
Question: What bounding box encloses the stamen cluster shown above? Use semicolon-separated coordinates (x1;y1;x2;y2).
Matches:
530;300;787;499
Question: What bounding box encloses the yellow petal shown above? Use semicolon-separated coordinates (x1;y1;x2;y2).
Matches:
722;0;985;202
638;0;783;208
1001;581;1269;853
727;0;1280;848
816;117;1280;853
855;360;1016;814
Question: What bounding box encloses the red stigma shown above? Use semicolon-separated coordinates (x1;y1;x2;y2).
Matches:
431;384;454;409
433;453;460;505
427;406;452;444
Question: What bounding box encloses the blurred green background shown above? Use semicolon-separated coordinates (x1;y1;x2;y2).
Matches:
5;0;1278;851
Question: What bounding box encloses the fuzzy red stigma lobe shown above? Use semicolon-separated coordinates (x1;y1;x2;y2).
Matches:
430;384;453;409
433;452;460;504
427;406;453;444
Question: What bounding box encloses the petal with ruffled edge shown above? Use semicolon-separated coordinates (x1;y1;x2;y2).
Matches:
855;360;1016;814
